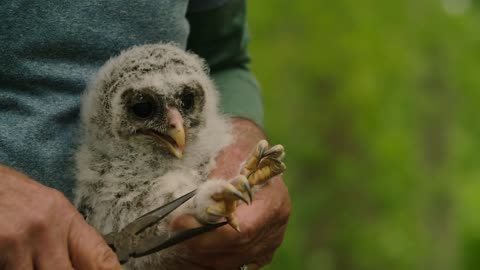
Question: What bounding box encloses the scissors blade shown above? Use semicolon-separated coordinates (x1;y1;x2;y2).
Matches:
132;221;228;259
122;189;197;235
103;190;199;264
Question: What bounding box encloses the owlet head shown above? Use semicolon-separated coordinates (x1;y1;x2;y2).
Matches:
83;43;219;159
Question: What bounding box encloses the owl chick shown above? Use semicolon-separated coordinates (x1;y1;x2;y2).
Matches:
74;43;285;269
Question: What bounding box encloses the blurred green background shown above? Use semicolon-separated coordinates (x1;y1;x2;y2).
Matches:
247;1;480;269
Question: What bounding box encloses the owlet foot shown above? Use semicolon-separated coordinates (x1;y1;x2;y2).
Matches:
241;140;286;186
194;178;249;232
195;140;286;231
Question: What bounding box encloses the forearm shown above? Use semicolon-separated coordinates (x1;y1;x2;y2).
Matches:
211;117;265;180
187;0;264;127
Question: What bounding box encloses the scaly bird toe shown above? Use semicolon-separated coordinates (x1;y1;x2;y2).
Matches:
211;182;250;205
201;140;286;233
263;144;285;160
241;140;269;177
231;175;252;204
205;181;250;231
241;141;286;187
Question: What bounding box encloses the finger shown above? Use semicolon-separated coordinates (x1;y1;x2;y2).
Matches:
68;213;121;270
247;262;262;270
33;232;74;270
34;252;74;270
170;215;263;269
170;211;267;264
4;256;34;270
174;256;211;270
3;242;34;270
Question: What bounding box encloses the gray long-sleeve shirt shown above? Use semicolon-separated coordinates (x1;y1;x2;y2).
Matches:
0;0;262;200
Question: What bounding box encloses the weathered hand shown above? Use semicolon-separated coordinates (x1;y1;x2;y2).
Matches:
0;165;121;270
171;118;291;269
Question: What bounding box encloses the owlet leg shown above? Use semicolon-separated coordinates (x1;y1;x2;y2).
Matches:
197;140;286;231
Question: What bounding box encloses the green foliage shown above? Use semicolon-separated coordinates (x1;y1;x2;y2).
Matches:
247;1;480;269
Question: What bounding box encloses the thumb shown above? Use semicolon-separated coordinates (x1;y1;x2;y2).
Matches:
68;213;122;270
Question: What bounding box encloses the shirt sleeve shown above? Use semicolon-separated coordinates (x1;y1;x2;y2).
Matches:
186;0;264;126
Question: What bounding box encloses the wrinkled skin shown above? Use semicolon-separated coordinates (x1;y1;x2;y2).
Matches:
0;165;121;270
171;118;291;270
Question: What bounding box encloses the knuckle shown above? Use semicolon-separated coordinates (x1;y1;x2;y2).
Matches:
47;188;76;216
281;198;291;218
28;191;64;233
28;211;49;234
257;252;275;266
271;234;284;250
237;226;256;246
49;188;69;207
0;231;20;251
34;187;61;214
237;223;269;248
210;257;239;270
250;243;275;267
268;223;287;252
282;202;292;221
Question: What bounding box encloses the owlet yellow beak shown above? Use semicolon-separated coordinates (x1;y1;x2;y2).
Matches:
163;107;185;158
147;107;185;159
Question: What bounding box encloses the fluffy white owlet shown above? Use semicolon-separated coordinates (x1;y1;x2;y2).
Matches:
74;43;285;269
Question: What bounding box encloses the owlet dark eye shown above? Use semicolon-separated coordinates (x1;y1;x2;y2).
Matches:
130;102;154;118
181;92;195;112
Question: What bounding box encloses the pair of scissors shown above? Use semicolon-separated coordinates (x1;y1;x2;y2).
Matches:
102;189;228;264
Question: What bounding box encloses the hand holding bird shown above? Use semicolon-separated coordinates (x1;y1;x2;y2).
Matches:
170;118;291;270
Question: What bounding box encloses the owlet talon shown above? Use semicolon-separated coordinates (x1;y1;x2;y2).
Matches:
206;205;228;218
211;183;249;205
247;160;286;186
241;140;269;177
263;144;285;159
227;216;241;232
243;182;253;204
256;140;269;155
231;175;252;204
231;189;250;205
268;159;286;175
200;180;249;231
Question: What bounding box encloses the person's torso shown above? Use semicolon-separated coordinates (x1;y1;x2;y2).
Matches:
0;0;190;200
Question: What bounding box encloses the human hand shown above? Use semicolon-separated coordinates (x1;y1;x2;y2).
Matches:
171;118;291;270
0;165;121;270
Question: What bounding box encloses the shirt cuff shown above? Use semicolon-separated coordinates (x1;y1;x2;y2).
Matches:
211;68;264;127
